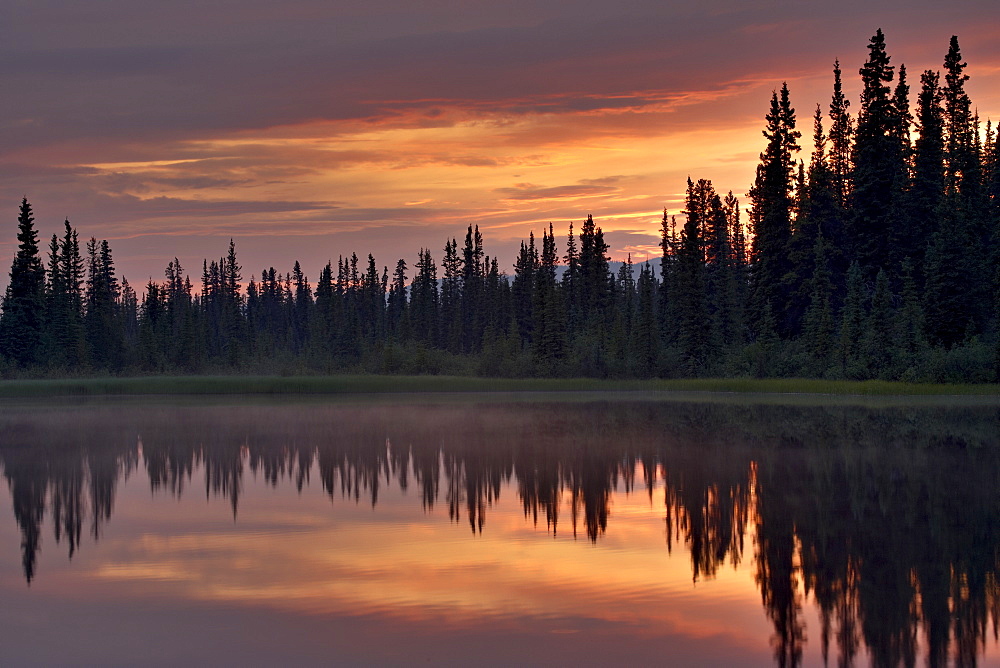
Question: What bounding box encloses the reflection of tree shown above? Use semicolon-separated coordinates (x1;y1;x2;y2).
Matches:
445;452;507;534
411;442;440;511
755;455;806;667
565;455;613;542
50;460;83;559
0;410;140;582
1;397;1000;668
146;433;197;497
6;454;46;583
87;445;133;538
515;439;562;534
663;452;752;583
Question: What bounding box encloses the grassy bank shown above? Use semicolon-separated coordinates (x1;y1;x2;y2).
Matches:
0;374;998;398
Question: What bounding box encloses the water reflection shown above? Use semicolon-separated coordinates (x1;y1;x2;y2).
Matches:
2;396;999;666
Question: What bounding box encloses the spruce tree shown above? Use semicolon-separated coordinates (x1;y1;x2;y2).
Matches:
611;255;636;371
658;210;680;346
43;220;85;367
562;222;580;337
220;240;245;363
788;106;843;335
386;259;408;341
909;69;946;276
828;60;853;208
291;261;311;351
632;262;658;376
943;37;990;328
441;238;463;352
943;36;977;197
725;193;748;346
0;198;46;367
849;29;907;280
511;233;538;346
578;214;611;330
886;63;914;275
410;248;438;345
42;231;63;364
749;83;800;335
460;225;485;352
532;224;565;375
677;179;709;374
84;238;124;369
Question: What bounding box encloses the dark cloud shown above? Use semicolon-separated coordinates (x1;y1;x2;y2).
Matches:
93;173;256;194
495;181;621;201
6;0;996;151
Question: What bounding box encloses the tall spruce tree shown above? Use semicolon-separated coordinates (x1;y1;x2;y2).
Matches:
943;36;977;198
828;60;853;208
578;214;611;330
723;192;748;346
410;248;438;345
511;233;539;346
290;260;311;351
788;106;842;335
460;225;485;352
84;238;123;369
909;69;946;276
886;63;914;275
386;258;408;341
924;36;986;343
532;224;565;375
0;198;46;366
441;238;463;352
562;222;581;337
44;220;85;367
658;210;680;346
749;83;800;335
849;29;908;280
677;179;710;373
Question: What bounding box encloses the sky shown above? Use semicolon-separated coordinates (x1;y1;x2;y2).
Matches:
2;0;999;289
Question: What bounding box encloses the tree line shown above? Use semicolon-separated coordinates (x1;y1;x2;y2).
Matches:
2;29;998;381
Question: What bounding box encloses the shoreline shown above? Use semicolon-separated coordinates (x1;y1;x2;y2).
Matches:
1;374;998;400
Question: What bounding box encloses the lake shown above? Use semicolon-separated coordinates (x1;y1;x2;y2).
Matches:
1;393;999;666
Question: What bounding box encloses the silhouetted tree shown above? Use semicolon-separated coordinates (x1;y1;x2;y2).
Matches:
0;198;46;366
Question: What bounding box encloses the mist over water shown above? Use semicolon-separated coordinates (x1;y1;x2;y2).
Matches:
1;395;999;666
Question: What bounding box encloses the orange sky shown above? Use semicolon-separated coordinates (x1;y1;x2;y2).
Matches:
2;1;999;289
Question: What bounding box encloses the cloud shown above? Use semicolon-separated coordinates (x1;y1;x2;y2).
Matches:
495;181;622;202
11;2;990;150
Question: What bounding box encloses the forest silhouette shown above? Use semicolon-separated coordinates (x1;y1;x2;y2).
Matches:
1;30;999;382
2;398;999;666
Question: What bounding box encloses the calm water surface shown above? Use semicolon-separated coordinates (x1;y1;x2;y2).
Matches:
1;393;999;667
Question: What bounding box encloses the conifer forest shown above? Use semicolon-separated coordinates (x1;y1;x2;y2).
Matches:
2;31;999;382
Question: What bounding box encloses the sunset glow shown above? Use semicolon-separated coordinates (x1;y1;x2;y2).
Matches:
3;1;1000;285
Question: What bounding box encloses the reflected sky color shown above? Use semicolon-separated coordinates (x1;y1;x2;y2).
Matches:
2;397;1000;665
0;452;791;665
2;1;1000;287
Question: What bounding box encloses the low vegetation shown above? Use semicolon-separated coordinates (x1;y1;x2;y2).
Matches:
1;374;997;398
